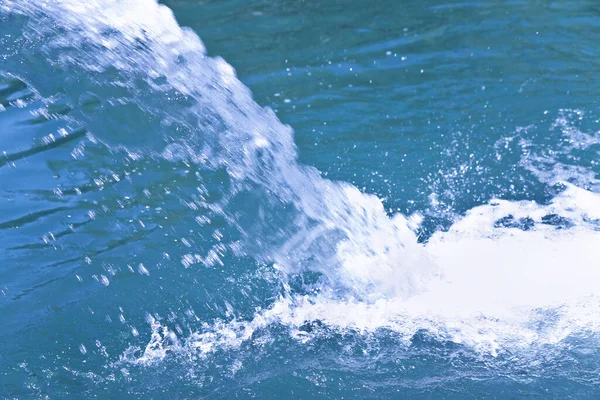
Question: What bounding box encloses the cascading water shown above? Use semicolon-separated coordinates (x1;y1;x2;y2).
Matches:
2;0;600;397
1;0;435;301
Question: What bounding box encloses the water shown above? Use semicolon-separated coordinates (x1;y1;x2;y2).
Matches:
1;0;600;398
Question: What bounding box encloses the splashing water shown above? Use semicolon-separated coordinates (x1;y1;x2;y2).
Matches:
124;181;600;363
3;0;600;394
1;0;435;301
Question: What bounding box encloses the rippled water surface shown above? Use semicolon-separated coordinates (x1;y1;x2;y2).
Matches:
2;0;600;398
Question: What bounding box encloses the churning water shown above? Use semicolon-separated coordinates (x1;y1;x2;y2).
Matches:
1;0;600;398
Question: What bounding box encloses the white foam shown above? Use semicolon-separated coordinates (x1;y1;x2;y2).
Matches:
7;0;600;364
123;183;600;363
307;184;600;352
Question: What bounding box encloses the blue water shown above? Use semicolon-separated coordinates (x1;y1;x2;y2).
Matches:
2;0;600;398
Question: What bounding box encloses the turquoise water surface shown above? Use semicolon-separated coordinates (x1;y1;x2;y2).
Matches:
2;0;600;398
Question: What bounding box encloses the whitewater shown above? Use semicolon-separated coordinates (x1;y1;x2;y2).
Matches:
1;0;600;397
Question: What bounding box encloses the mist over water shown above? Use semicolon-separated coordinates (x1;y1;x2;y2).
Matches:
2;0;600;398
